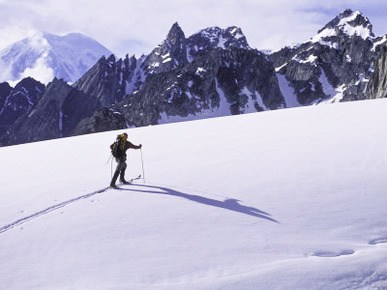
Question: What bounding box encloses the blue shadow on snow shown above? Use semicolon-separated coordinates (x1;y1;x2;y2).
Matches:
121;184;279;223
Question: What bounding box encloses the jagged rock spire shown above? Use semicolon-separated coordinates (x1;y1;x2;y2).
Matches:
166;22;186;46
143;22;188;74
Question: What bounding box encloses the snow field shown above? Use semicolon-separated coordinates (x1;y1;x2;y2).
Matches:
1;99;387;289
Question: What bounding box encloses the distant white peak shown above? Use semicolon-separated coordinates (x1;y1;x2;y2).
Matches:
23;31;51;50
0;30;112;84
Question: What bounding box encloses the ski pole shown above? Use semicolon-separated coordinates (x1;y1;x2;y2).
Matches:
105;153;113;165
140;147;145;183
106;153;114;179
111;155;113;179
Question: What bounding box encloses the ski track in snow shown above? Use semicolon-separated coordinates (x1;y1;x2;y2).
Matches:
0;175;143;235
0;187;109;235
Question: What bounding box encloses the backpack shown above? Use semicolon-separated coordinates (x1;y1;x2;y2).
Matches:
111;134;125;158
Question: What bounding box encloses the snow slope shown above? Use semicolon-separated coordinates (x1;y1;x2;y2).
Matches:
1;99;387;289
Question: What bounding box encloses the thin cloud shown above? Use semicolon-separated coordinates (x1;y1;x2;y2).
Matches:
0;0;386;57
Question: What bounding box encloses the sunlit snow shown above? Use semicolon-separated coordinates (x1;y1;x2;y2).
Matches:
1;99;387;289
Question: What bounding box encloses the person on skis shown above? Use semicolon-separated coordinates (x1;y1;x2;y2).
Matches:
110;133;142;187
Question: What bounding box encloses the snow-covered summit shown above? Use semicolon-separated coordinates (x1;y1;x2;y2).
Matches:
187;26;250;59
190;26;249;49
0;32;112;84
312;9;375;46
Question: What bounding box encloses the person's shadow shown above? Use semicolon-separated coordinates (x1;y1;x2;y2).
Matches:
121;184;279;223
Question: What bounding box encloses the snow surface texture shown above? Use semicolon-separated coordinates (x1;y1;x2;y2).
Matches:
1;99;387;289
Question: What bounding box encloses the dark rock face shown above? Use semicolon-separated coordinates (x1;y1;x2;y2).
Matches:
73;54;129;107
113;48;284;127
367;44;387;99
0;78;45;138
143;22;189;74
0;82;13;113
3;78;101;145
73;108;127;135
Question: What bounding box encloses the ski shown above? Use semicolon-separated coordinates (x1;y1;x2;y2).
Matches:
109;175;142;190
97;187;110;193
129;174;142;183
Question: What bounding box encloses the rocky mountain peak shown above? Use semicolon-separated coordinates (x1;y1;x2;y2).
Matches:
269;8;382;105
166;22;186;45
187;26;250;59
143;22;188;74
190;26;248;43
338;9;372;28
314;9;374;43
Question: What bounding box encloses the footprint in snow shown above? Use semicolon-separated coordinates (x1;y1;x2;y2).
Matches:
369;237;387;245
309;249;355;257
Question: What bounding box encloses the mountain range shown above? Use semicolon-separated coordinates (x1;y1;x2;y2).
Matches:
1;9;387;146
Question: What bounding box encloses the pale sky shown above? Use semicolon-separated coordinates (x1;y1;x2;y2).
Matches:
0;0;386;57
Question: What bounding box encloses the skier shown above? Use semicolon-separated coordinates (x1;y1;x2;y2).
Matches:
110;133;142;187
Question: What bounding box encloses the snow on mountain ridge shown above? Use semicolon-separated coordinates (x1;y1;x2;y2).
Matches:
338;11;374;39
312;10;375;46
189;26;250;51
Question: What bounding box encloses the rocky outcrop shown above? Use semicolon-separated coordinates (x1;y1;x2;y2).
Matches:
367;43;387;99
73;54;130;107
73;108;127;135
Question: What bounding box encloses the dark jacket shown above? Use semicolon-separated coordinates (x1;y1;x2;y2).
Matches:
110;141;141;159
